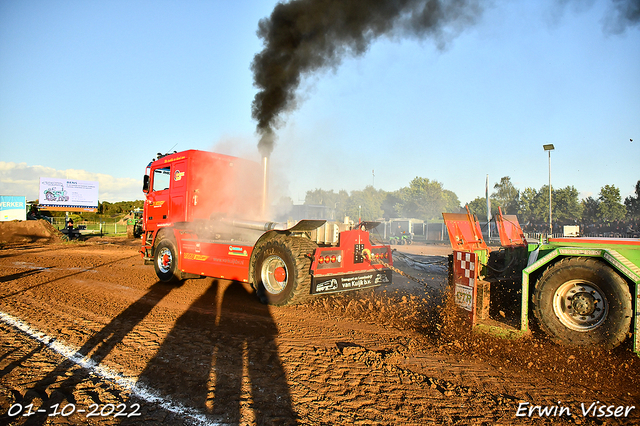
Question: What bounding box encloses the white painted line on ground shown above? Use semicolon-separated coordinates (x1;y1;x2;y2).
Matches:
0;311;222;426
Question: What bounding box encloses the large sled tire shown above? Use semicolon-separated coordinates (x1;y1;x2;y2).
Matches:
252;235;318;306
532;257;632;350
154;238;183;282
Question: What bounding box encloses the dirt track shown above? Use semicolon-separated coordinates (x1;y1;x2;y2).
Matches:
0;234;638;425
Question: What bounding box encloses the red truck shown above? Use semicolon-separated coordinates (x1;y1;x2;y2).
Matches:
139;150;392;305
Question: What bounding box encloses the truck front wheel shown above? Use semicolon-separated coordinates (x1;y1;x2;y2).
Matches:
252;236;317;306
154;239;182;282
532;257;632;349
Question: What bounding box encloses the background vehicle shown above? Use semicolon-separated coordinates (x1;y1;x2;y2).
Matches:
139;150;392;306
127;208;144;239
443;207;639;355
389;231;413;245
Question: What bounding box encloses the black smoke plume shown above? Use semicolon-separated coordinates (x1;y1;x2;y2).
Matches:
250;0;484;157
250;0;639;156
605;0;640;32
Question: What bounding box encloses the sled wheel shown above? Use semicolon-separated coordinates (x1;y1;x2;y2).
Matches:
154;238;182;282
252;235;317;306
532;257;632;349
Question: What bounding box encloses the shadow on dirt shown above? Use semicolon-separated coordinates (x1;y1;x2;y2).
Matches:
0;271;296;425
128;280;297;425
0;281;179;426
0;244;73;260
0;268;51;283
0;237;138;260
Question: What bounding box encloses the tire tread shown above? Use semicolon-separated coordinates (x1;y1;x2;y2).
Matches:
254;235;318;306
532;256;632;349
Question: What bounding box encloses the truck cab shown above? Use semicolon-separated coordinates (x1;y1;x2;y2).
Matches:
142;150;263;235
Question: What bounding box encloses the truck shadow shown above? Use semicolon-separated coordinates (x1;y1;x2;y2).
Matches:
127;279;297;425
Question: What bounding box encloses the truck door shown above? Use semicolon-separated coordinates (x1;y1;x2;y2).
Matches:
170;160;187;223
146;166;171;230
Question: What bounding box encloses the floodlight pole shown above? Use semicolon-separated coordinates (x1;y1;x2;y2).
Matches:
543;144;555;237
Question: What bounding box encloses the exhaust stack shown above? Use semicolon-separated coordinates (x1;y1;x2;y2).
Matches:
229;218;287;232
261;156;269;217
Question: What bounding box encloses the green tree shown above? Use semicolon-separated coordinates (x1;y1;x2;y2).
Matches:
302;178;462;222
395;177;458;220
518;187;539;224
533;185;552;224
467;196;489;219
345;186;384;221
380;191;402;219
304;189;336;205
553;186;582;222
304;189;349;219
598;184;626;222
581;196;599;223
442;189;461;214
99;201;111;215
624;180;640;219
528;185;583;224
492;176;520;215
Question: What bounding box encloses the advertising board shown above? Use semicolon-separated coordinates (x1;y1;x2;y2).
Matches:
0;196;27;221
39;178;99;212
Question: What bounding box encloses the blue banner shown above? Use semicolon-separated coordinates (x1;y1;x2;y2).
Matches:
0;195;27;221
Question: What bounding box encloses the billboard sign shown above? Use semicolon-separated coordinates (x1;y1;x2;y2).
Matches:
0;196;27;221
39;178;99;212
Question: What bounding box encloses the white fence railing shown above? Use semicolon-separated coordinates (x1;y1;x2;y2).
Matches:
524;232;640;240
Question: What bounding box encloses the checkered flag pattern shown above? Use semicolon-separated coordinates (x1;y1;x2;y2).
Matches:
455;251;476;288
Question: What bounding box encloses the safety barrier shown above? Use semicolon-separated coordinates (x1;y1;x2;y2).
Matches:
49;217;128;235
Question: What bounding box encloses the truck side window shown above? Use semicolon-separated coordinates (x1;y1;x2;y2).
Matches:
152;167;171;192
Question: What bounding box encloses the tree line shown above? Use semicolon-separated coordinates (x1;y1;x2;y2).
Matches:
297;177;460;222
33;178;640;230
467;177;639;227
295;177;640;227
33;200;144;220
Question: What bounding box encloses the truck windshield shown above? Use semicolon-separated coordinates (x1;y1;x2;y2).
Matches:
152;167;171;192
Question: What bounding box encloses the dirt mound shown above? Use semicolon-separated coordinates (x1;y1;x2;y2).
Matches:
0;219;63;245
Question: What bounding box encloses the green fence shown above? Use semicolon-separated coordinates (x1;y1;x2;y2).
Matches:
50;217;128;235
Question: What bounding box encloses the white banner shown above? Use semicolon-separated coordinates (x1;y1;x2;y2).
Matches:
39;178;99;211
0;196;26;221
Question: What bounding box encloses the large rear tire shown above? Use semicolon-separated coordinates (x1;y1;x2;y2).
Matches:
252;235;317;306
532;257;632;349
154;239;182;282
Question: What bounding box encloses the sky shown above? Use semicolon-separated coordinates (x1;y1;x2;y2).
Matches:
1;0;639;209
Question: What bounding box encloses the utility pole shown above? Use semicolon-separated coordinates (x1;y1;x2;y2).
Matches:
543;144;555;237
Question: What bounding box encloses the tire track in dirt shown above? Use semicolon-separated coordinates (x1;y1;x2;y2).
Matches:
270;305;632;425
0;239;638;425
